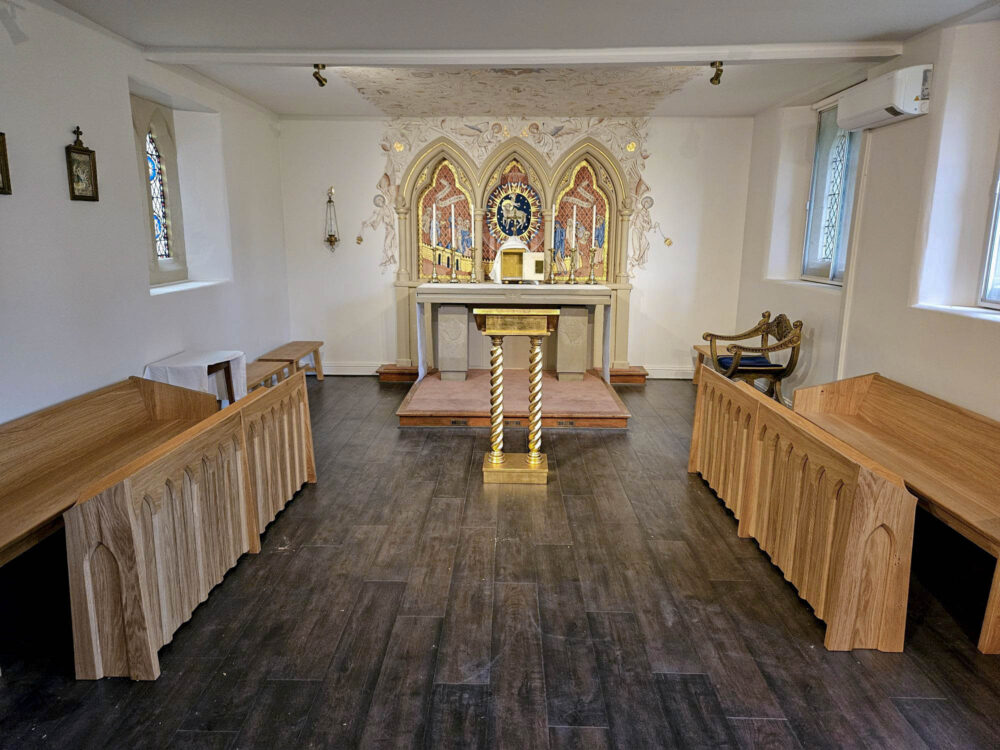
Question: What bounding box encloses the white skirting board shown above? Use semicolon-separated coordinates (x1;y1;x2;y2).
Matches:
643;366;695;380
319;361;383;376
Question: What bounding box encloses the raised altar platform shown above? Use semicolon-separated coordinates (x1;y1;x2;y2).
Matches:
397;369;630;429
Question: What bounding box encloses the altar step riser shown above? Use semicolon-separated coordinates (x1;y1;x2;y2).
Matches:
377;364;648;385
398;415;628;429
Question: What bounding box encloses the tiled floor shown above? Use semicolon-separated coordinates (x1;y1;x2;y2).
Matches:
1;376;998;748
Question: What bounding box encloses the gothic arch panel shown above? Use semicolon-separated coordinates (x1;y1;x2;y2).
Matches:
551;161;610;281
417;159;475;279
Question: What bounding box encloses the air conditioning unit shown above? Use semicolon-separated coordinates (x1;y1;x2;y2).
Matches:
837;64;933;131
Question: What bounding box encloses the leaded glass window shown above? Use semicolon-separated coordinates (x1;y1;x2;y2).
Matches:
802;106;860;282
145;131;170;260
980;151;1000;309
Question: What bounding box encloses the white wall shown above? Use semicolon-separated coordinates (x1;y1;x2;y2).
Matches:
734;19;1000;419
277;116;754;378
0;1;290;421
839;20;1000;419
278;118;395;375
629;118;753;377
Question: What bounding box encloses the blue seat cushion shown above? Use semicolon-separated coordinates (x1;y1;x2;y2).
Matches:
717;355;781;369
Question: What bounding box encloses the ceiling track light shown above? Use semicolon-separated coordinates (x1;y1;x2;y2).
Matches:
313;64;328;88
709;61;723;86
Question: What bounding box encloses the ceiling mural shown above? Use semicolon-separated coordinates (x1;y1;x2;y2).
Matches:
337;66;701;118
358;116;659;276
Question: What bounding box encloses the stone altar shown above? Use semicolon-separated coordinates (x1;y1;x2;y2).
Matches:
414;282;613;383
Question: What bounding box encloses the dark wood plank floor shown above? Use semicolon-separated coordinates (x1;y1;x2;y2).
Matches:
2;377;999;749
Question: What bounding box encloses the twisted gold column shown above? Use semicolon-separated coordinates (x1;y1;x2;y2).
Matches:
527;335;544;465
487;335;505;464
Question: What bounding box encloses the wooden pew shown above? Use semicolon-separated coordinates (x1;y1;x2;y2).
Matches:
794;373;1000;653
62;372;317;679
0;378;217;567
689;365;917;651
0;373;318;680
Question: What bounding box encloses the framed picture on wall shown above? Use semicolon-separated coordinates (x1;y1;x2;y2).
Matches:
0;133;11;196
66;126;99;201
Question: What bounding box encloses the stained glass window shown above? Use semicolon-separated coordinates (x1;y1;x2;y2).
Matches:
802;106;860;283
145;131;170;260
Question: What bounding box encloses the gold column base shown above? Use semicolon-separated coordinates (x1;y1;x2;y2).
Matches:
483;453;548;484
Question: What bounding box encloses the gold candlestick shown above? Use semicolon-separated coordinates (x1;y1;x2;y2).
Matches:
567;248;578;285
546;248;557;284
487;336;505;465
430;246;440;283
587;247;597;284
470;248;479;283
527;335;544;464
449;246;459;283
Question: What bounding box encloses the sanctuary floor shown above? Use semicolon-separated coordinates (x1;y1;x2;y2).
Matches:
1;377;999;748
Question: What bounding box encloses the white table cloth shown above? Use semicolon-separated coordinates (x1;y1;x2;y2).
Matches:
143;350;248;402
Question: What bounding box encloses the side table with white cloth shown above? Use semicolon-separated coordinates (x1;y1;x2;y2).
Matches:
143;350;248;405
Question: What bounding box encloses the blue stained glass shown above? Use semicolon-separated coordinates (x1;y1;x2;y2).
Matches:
145;131;170;259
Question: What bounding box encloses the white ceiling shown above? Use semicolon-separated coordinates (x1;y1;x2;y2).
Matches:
52;0;994;117
56;0;989;50
190;62;869;117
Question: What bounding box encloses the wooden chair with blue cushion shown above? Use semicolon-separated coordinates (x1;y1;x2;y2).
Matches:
699;311;803;403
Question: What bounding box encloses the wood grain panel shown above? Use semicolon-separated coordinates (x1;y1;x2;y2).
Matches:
688;366;916;652
241;371;316;532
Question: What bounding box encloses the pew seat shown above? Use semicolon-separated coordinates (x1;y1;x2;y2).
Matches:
794;373;1000;653
0;379;217;567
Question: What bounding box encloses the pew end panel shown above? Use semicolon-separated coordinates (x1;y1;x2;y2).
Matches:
65;480;160;681
133;376;218;422
790;372;876;416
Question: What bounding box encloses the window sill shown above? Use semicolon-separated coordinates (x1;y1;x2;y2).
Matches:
149;279;228;296
912;302;1000;323
799;275;844;287
764;278;844;292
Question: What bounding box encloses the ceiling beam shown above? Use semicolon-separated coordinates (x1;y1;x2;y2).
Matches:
143;41;902;67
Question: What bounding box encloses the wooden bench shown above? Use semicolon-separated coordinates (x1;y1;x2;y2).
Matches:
689;365;917;651
0;378;217;567
258;340;324;381
246;358;290;392
794;373;1000;653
